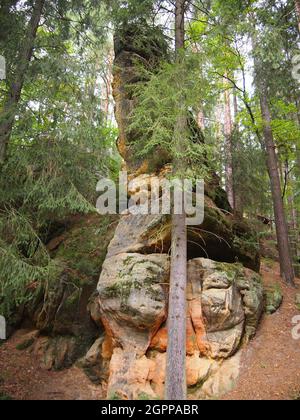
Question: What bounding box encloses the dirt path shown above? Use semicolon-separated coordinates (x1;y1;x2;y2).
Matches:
223;262;300;400
0;330;104;400
0;261;299;400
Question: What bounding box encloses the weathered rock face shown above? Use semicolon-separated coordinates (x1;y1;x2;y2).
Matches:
113;24;169;173
33;335;78;371
92;22;264;399
77;336;111;384
97;253;169;354
188;259;264;357
106;213;171;258
21;215;118;371
108;196;260;272
7;9;264;395
96;253;263;399
264;284;283;315
146;350;242;400
107;348;157;400
112;22;260;272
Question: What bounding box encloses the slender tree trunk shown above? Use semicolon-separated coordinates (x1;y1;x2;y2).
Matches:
102;50;114;122
291;0;300;175
252;28;295;286
165;213;187;400
294;107;300;228
215;100;222;142
258;81;295;286
295;0;300;33
233;90;238;119
165;0;188;401
288;193;300;277
197;107;205;131
233;90;244;215
175;0;185;52
224;81;235;210
0;0;45;164
191;5;205;134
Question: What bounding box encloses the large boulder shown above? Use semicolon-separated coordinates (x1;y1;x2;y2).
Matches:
77;336;111;384
97;253;170;355
190;259;264;349
96;255;263;399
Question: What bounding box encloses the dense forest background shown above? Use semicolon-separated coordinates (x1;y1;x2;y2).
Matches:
0;0;300;401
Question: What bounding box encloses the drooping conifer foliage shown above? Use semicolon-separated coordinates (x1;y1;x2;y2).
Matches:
0;0;119;316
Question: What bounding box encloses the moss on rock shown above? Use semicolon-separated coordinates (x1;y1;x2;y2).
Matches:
23;214;118;371
264;284;283;315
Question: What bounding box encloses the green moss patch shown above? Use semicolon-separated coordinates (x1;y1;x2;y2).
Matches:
264;284;283;315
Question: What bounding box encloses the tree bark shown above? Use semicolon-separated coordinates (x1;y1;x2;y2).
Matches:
165;0;188;401
224;81;235;211
175;0;185;52
0;0;45;164
258;81;295;286
165;213;187;400
197;107;205;131
232;90;244;215
102;49;114;122
288;193;300;277
291;0;300;174
295;0;300;32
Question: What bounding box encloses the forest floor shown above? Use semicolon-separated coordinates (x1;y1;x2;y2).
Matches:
0;329;105;400
0;261;299;400
223;261;300;401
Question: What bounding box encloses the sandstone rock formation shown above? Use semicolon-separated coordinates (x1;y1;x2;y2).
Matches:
112;23;260;272
16;23;264;396
97;253;170;354
113;24;169;173
91;22;265;400
96;254;263;399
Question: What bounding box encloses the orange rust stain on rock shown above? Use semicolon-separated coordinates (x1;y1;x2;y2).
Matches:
150;327;168;352
189;299;211;356
102;334;114;360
